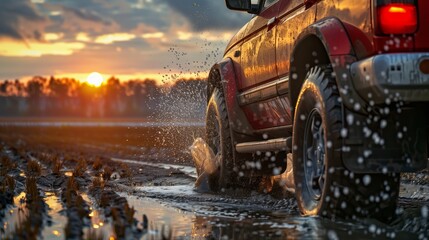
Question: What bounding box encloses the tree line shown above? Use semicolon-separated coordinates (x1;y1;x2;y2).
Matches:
0;76;207;120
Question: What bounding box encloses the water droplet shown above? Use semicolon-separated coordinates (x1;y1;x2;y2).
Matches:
334;187;340;198
369;224;377;233
380;119;387;129
340;128;348;138
397;132;403;139
327;230;339;240
353;103;361;111
421;206;428;218
364;150;372;157
292;73;298;80
346;114;354;125
363;175;371;186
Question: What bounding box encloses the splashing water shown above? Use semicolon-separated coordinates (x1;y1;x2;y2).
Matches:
189;137;296;194
271;153;295;194
189;137;220;192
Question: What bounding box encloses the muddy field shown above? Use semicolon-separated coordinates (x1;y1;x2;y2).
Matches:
0;119;428;239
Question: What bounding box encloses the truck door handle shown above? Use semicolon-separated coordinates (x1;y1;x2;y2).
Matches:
267;17;277;27
267;17;277;31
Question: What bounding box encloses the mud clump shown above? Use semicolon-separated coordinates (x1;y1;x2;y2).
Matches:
37;173;66;189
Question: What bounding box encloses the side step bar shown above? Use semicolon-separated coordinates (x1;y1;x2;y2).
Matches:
235;137;292;153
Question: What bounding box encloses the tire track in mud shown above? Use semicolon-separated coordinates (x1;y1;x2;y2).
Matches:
111;157;429;204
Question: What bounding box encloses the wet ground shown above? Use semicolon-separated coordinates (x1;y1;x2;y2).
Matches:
0;120;428;239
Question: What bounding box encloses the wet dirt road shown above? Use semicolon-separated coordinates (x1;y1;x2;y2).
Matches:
112;158;429;239
0;123;428;239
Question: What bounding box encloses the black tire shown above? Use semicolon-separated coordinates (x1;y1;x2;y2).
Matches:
206;87;234;192
292;67;400;222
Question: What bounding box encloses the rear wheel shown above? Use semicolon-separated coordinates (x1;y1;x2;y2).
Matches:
206;87;234;192
293;67;400;221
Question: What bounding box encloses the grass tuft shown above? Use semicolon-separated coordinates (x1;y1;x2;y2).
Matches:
0;156;15;176
3;175;15;193
26;177;40;203
73;158;87;177
90;177;104;191
26;159;42;177
52;157;63;174
92;156;103;171
124;203;135;225
111;207;126;238
102;165;113;181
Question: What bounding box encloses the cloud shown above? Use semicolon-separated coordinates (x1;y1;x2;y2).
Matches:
177;31;193;41
75;32;91;42
0;0;245;81
95;33;136;44
60;6;109;24
163;0;249;31
0;0;47;40
141;32;164;39
44;32;63;41
0;39;85;57
40;3;119;35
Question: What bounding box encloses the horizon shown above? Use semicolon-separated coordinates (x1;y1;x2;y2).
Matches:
1;71;208;86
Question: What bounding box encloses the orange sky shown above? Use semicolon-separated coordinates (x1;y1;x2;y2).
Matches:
0;0;246;85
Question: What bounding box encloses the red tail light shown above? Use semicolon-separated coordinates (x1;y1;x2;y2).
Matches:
378;3;417;34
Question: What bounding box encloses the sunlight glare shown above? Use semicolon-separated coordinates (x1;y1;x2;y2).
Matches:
86;72;104;87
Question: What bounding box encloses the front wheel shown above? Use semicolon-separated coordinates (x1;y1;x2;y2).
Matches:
292;67;400;221
206;88;234;192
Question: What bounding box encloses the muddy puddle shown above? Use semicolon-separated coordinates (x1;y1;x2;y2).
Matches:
124;182;429;239
80;193;114;239
1;192;27;237
41;192;68;239
3;182;427;239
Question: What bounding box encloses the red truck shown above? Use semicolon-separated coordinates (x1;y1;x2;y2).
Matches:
205;0;429;221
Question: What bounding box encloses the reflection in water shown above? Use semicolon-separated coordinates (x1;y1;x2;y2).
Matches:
122;194;197;239
81;193;114;239
122;184;428;240
121;193;319;239
0;192;27;237
42;191;67;239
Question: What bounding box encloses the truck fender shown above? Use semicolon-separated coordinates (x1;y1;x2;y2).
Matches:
291;17;368;116
208;58;253;136
207;59;256;172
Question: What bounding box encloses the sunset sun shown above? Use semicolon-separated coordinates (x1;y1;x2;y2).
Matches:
86;72;104;87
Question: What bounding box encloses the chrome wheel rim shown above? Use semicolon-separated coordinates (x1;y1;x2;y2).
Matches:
303;109;325;201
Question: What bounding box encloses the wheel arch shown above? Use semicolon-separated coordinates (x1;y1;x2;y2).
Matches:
207;59;257;173
289;17;368;118
289;34;331;116
207;59;238;120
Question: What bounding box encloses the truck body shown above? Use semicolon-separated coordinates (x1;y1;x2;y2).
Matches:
205;0;429;220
